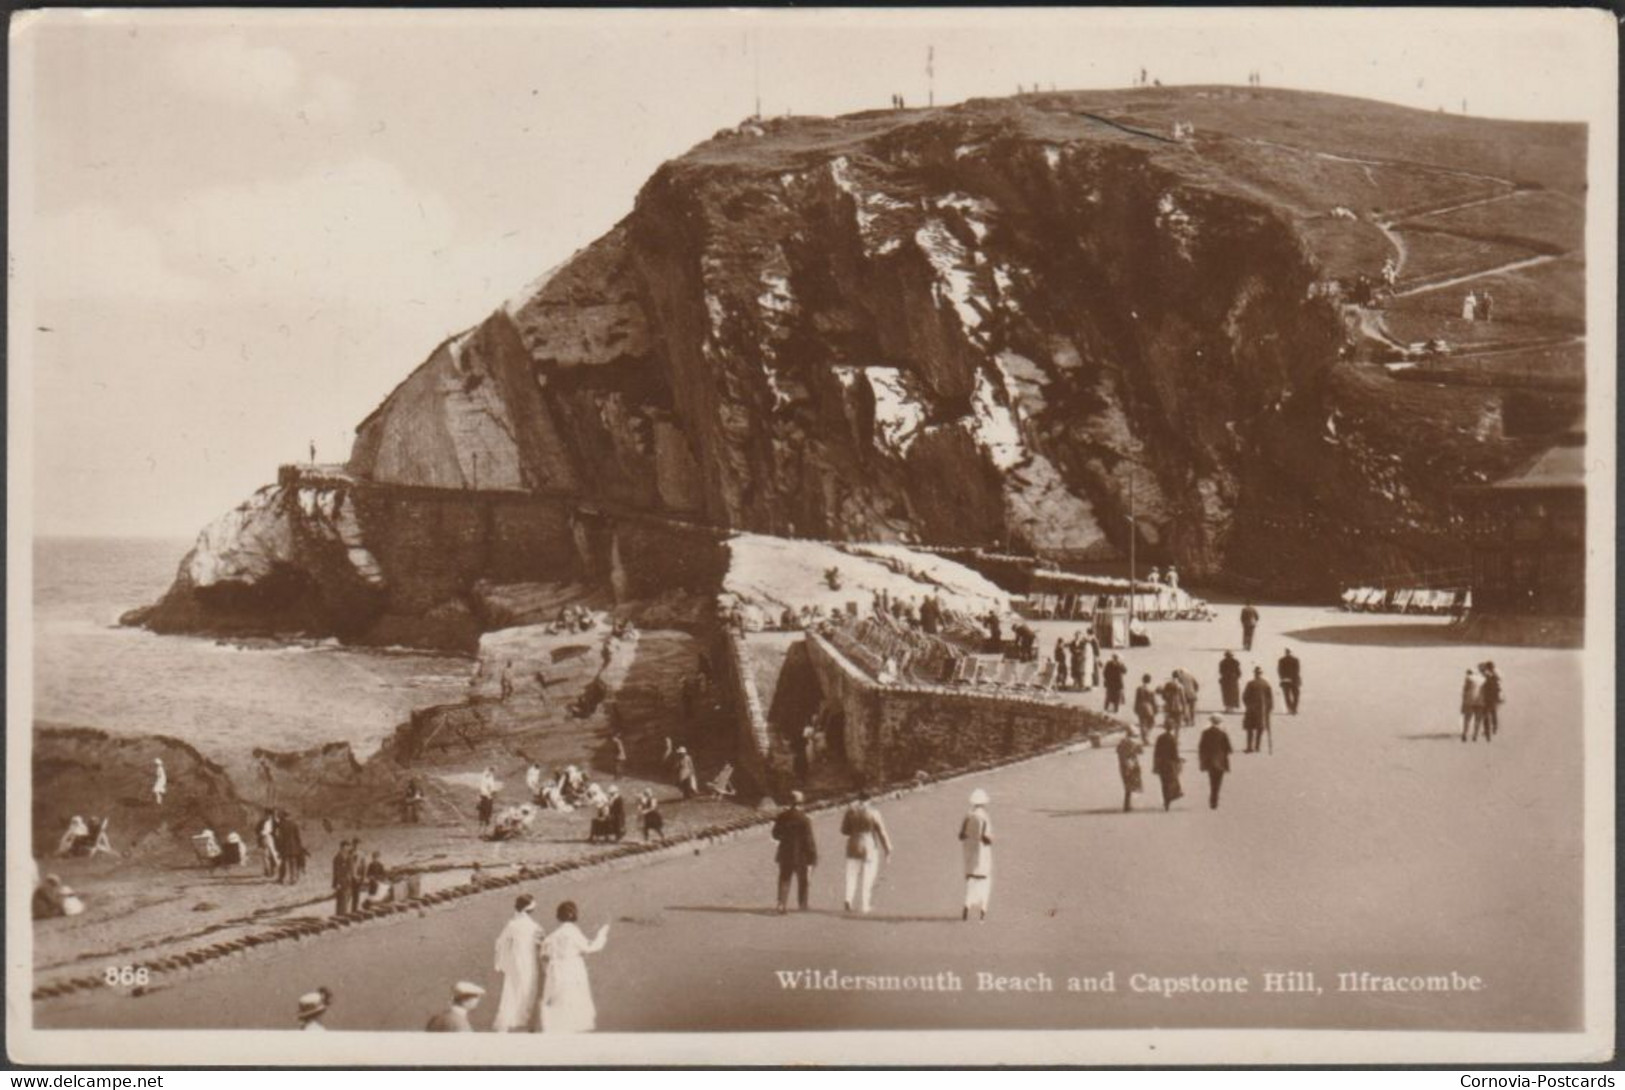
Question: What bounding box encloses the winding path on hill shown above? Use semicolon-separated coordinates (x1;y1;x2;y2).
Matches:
1390;252;1565;298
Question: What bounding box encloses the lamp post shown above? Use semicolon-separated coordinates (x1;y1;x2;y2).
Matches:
1126;472;1138;624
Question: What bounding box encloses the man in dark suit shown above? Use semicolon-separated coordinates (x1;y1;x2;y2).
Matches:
1242;667;1274;753
772;791;818;914
1277;648;1302;714
1198;714;1233;810
331;840;355;916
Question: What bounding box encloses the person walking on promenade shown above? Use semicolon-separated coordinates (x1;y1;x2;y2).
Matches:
1152;722;1184;811
331;840;355;916
1277;648;1302;714
1461;668;1485;742
538;901;610;1033
1103;654;1127;714
426;982;484;1032
492;894;542;1032
1116;730;1144;812
1198;715;1233;810
1479;662;1503;738
1242;667;1274;753
958;789;994;921
1133;674;1159;742
1174;667;1200;727
675;747;700;798
1160;673;1189;738
478;767;499;829
297;988;332;1031
772;791;818;913
1240;602;1260;651
1218;651;1242;712
151;759;167;807
1053;638;1070;689
840;791;893;914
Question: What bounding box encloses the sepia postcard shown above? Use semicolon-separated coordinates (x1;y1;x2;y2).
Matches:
6;6;1616;1067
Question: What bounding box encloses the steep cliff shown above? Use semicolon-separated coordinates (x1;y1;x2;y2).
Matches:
133;87;1586;642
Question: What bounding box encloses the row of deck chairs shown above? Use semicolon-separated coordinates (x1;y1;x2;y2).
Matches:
831;616;964;687
947;654;1063;693
1024;593;1100;620
1341;587;1471;615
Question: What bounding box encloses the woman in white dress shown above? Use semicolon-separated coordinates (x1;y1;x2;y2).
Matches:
539;900;610;1033
492;894;542;1032
958;789;994;921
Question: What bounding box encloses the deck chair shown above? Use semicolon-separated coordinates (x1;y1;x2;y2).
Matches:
1033;660;1058;690
706;763;737;799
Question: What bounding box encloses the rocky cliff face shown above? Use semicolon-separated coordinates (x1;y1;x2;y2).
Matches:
134;88;1586;642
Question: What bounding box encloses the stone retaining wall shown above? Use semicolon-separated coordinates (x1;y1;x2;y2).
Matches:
806;633;1116;784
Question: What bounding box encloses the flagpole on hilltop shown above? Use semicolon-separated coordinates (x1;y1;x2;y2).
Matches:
927;45;935;107
754;30;763;119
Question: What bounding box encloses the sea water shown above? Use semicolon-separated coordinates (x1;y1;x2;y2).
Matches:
31;537;472;760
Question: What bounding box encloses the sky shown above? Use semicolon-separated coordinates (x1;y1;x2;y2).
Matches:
10;8;1614;538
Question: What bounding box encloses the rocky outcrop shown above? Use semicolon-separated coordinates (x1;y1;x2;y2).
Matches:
132;88;1586;643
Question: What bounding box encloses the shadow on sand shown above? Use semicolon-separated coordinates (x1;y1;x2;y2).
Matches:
1399;732;1464;742
1281;623;1462;647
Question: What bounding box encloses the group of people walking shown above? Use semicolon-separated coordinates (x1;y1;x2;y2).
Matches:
1460;662;1505;742
770;788;994;921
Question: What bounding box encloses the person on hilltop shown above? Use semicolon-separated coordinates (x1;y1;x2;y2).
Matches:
1152;721;1184;812
1116;730;1144;813
1218;651;1243;713
1277;648;1303;715
840;791;894;915
958;789;995;921
492;894;542;1032
1239;602;1260;651
771;791;818;914
426;982;485;1032
1198;714;1234;810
